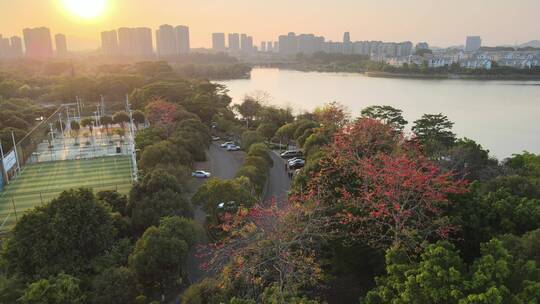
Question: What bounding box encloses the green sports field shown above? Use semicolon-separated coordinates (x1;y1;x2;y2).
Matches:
0;156;133;231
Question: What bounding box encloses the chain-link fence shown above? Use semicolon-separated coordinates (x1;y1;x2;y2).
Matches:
0;100;139;233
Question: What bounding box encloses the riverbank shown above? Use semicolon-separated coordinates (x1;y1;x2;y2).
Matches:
364;71;540;81
249;63;540;81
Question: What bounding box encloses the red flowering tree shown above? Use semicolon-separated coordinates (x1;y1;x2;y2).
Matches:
304;118;468;251
144;99;179;136
200;201;326;298
337;153;467;250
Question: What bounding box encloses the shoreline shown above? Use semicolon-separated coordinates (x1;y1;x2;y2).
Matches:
364;71;540;81
248;64;540;81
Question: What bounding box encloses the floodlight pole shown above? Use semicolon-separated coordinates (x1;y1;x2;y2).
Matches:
76;96;81;122
125;95;138;182
11;131;21;173
0;140;9;184
100;95;106;116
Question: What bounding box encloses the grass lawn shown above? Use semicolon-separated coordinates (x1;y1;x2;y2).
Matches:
0;156;133;231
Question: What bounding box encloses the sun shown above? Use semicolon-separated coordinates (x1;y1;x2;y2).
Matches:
63;0;108;19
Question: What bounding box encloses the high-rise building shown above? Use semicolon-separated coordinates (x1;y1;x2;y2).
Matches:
101;30;118;55
23;27;53;58
343;32;351;44
10;36;23;57
134;27;153;58
297;34;324;55
117;27;154;58
278;32;298;55
465;36;482;52
55;34;68;57
212;33;226;51
118;27;134;56
266;41;273;52
228;33;240;51
156;24;176;58
397;41;413;57
415;42;429;51
343;32;353;54
246;36;254;52
0;35;10;58
260;41;266;52
175;25;190;54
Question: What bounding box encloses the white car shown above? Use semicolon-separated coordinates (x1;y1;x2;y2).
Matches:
226;144;241;151
221;141;235;148
192;170;211;178
212;136;221;141
288;157;303;165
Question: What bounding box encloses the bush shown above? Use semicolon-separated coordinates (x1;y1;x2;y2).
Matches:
241;130;265;151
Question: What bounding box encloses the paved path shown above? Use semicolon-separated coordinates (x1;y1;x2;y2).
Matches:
263;150;292;203
185;143;245;285
178;145;291;303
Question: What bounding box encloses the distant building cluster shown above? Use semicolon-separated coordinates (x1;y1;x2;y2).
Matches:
277;32;414;58
211;32;257;54
2;26;540;70
0;27;68;59
100;25;190;59
386;35;540;70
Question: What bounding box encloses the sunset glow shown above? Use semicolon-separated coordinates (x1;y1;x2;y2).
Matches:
63;0;107;19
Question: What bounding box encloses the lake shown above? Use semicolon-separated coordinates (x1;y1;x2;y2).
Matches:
218;68;540;159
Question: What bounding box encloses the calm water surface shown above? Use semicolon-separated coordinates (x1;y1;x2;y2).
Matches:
218;68;540;159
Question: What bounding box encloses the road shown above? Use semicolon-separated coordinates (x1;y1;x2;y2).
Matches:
263;150;292;202
180;144;291;302
185;143;245;285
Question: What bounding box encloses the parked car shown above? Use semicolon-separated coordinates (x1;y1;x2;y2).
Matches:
212;136;221;141
217;201;237;213
288;157;303;165
289;159;305;170
226;144;241;151
192;170;211;178
221;141;235;148
288;158;305;166
280;150;303;159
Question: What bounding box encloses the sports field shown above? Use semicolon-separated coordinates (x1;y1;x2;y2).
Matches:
0;156;133;231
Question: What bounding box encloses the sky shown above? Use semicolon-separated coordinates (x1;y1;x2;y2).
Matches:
0;0;539;51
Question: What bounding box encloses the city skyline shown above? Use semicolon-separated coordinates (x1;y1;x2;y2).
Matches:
0;0;539;51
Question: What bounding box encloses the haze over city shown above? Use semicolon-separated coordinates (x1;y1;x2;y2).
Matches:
1;0;540;50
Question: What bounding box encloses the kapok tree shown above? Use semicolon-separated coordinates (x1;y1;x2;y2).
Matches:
201;201;326;299
305;118;468;251
337;153;468;251
144;99;180;136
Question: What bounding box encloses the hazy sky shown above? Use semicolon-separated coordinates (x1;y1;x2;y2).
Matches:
1;0;539;50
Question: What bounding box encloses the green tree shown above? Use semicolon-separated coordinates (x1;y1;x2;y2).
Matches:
128;170;193;235
412;113;456;155
192;177;256;222
91;267;139;304
181;278;227;304
132;110;146;125
98;190;129;216
257;123;278;140
363;239;540;304
241;130;265;151
159;216;202;248
113;111;130;128
234;97;262;127
439;138;499;181
129;227;188;296
4;188;116;278
140;140;192;170
19;273;85;304
361;105;408;132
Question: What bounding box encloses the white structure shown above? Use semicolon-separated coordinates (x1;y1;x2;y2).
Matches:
465;36;482;52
